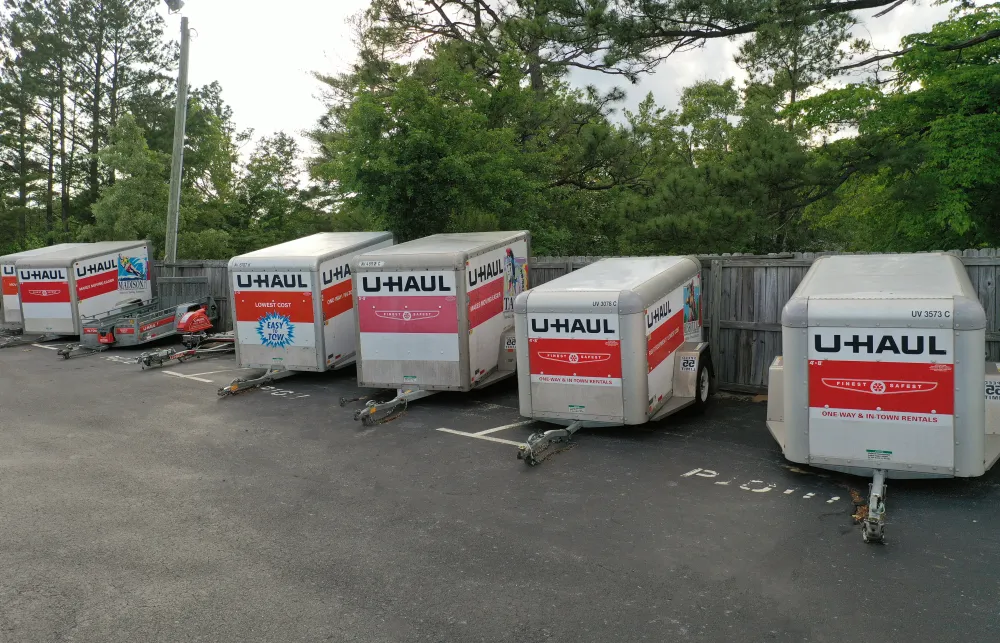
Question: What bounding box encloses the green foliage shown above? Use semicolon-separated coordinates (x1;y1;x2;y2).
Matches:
802;3;1000;250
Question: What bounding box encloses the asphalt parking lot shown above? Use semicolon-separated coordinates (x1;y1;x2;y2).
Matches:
2;339;999;642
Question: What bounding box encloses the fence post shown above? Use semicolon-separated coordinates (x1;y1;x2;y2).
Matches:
710;260;723;381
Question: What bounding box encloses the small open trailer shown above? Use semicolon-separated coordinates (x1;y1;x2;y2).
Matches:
57;297;219;359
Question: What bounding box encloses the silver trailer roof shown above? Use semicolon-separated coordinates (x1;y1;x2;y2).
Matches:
783;253;984;329
14;240;149;268
516;256;700;315
353;231;529;271
1;243;89;263
229;232;394;271
792;253;977;300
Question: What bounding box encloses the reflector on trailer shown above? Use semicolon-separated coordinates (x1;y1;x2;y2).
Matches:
766;253;1000;542
221;233;394;395
512;256;711;465
347;231;530;424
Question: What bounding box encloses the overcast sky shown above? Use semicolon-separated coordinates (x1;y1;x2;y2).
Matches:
158;1;953;155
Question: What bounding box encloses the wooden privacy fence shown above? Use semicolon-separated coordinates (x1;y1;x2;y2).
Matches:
532;250;1000;394
153;261;232;330
155;250;1000;392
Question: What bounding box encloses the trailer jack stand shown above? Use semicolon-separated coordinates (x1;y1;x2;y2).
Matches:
352;389;436;426
862;469;887;544
1;332;59;349
517;421;584;466
218;366;293;397
56;343;109;359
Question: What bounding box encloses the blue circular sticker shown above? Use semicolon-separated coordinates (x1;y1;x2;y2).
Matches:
256;312;295;348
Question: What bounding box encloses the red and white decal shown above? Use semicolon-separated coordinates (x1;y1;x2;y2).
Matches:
467;252;505;330
808;327;954;424
17;266;73;328
527;313;622;387
644;284;689;412
322;279;353;320
75;248;151;320
2;264;22;323
467;240;529;383
75;270;118;301
357;271;459;361
234;291;314;324
139;316;175;334
19;283;71;303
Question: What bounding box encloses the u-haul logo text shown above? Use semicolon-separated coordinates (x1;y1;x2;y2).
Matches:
236;273;309;289
361;275;452;293
468;258;501;287
814;333;947;356
530;318;616;335
1;265;14;277
19;269;66;281
322;264;350;285
646;301;672;329
75;259;116;277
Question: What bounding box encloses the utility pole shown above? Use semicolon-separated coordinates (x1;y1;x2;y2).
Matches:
164;15;190;265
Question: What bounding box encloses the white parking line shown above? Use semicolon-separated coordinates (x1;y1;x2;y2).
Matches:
474;420;534;435
186;369;243;377
32;344;60;350
163;371;213;383
437;428;525;447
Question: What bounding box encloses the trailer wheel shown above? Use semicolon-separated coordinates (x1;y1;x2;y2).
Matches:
693;358;712;413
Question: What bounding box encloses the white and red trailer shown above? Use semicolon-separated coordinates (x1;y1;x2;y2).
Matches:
766;253;1000;542
2;243;88;327
349;231;530;423
222;233;394;394
14;241;152;336
512;256;711;464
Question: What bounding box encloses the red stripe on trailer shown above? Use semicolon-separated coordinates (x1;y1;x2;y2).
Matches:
528;337;622;378
322;279;353;320
139;316;175;333
19;281;71;303
468;278;503;329
116;327;135;335
647;309;684;372
234;290;314;323
357;295;458;334
808;359;954;415
76;270;118;300
1;276;17;296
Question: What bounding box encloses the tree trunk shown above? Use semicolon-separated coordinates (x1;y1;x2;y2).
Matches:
88;11;106;204
17;105;29;243
107;44;120;186
46;100;56;236
59;61;70;234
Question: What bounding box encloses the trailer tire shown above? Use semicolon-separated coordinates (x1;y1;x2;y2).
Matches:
693;357;712;413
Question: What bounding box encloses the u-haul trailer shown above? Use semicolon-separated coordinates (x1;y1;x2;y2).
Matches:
220;232;394;396
766;253;1000;543
348;231;530;424
512;256;710;465
15;241;152;336
2;244;89;329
